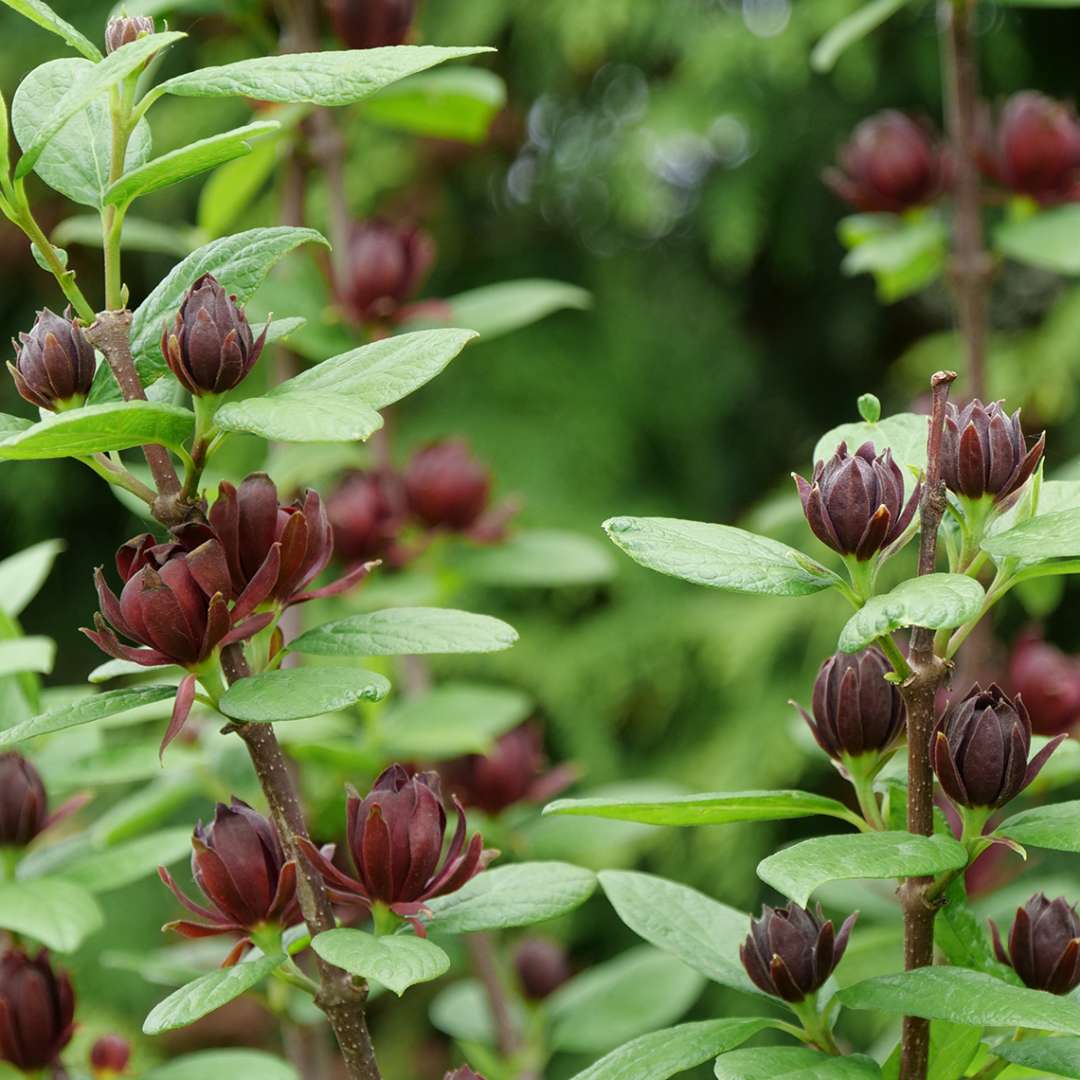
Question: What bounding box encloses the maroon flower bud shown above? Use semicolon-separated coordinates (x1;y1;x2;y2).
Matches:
159;798;300;966
514;937;571;1000
940;400;1044;504
8;307;95;411
794;441;920;561
326;0;417;49
443;724;576;816
90;1034;131;1075
105;14;154;53
991;893;1080;994
824;111;948;213
933;683;1063;810
983;92;1080;205
444;1069;486;1080
162;274;266;396
299;765;495;931
405;440;491;531
327;471;403;563
796;648;905;762
0;948;75;1072
1009;629;1080;736
0;753;47;847
339;220;434;325
740;904;857;1003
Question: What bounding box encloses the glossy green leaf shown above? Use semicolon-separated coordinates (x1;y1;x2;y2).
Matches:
838;574;984;653
996;799;1080;851
144;953;285;1034
986;1035;1080;1076
758;831;969;906
0;540;63;618
811;0;910;72
715;1047;882;1079
0;0;101;60
545;789;865;829
311;930;448;996
56;827;191;893
813;409;927;478
837;967;1080;1034
289;607;518;658
0;686;177;747
422;862;597;933
217;667;390;722
451;529;617;588
143;1050;299;1080
996;205;1080;273
568;1019;776;1080
214;389;383;443
598;870;759;995
604;517;835;596
104;121;280;208
983;506;1080;560
0;878;103;951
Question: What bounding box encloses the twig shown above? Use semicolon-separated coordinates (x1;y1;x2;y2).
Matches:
465;933;520;1058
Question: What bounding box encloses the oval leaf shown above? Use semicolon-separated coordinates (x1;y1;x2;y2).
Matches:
0;636;54;677
715;1047;882;1079
0;539;63;618
982;506;1080;560
986;1035;1080;1077
311;929;448;996
451;529;617;588
214;390;383;443
996;799;1080;851
996;204;1080;274
144;1050;299;1080
0;878;103;951
218;668;390;722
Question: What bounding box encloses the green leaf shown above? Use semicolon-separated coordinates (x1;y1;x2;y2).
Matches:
104;121;280;208
0;636;54;677
217;667;390;722
813;410;927;478
0;685;177;747
311;930;448;996
0;540;63;618
604;517;835;597
840;214;947;302
0;414;31;439
598;870;759;995
837;967;1080;1034
996;205;1080;273
143;1050;299;1080
16;32;185;179
996;799;1080;851
363;67;506;143
0;0;102;60
154;45;493;107
881;1021;984;1080
91;775;201;844
143;953;285;1034
983;506;1080;560
544;790;865;829
429;979;524;1045
198;130;285;239
0;878;103;951
451;529;617;588
289;607;518;658
378;682;531;759
715;1048;882;1079
53;213;199;256
55;827;191;893
838;574;985;653
811;0;910;72
985;1035;1080;1076
422;862;597;933
214;389;383;443
548;946;705;1054
567;1019;777;1080
935;880;1013;980
12;58;153;208
758;831;969;907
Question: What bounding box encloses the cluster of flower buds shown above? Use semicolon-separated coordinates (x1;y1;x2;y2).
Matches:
8;307;95;412
90;1034;131;1077
1009;629;1080;735
513;937;572;1000
0;948;74;1072
299;764;495;931
740;903;857;1003
933;684;1063;811
105;14;154;53
794;441;920;562
326;0;418;50
991;893;1080;994
338;219;435;327
159;798;302;966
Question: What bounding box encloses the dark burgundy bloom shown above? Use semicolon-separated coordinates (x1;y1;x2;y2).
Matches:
405;440;491;532
823;111;948;213
940;400;1044;504
982;92;1080;205
443;724;576;816
794;441;920;561
991;893;1080;994
8;307;95;411
326;0;417;49
0;753;47;847
159;798;301;966
514;937;572;1000
933;683;1063;810
0;948;75;1072
740;903;857;1003
105;14;154;53
444;1070;486;1080
327;470;404;564
339;220;434;325
162;273;266;396
1009;629;1080;736
299;765;495;932
796;648;905;762
90;1034;131;1075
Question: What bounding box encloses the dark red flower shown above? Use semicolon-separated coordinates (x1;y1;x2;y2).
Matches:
514;937;571;1000
327;470;404;564
991;893;1080;994
8;307;95;411
105;15;154;53
90;1034;131;1075
339;220;434;325
0;949;74;1072
405;440;491;531
159;798;302;966
824;111;948;213
326;0;417;49
299;765;495;932
1009;629;1080;736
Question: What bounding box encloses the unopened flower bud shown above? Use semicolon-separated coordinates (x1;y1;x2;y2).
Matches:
327;471;403;563
0;948;75;1071
514;937;571;1000
90;1034;131;1075
940;400;1043;504
794;441;920;561
1009;629;1080;736
326;0;417;50
405;439;490;531
0;752;47;847
162;273;266;395
991;893;1080;994
8;307;95;411
740;904;856;1003
105;15;154;53
340;220;434;324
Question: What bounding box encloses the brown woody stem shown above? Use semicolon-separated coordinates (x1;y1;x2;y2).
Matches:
465;933;520;1058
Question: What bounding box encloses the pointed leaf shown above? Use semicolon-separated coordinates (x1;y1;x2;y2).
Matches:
0;540;63;618
982;506;1080;560
985;1035;1080;1077
311;929;448;996
0;0;101;60
811;0;910;72
213;389;383;443
217;667;390;722
996;799;1080;852
0;636;54;677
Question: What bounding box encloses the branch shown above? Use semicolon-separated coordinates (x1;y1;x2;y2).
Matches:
465;933;520;1058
